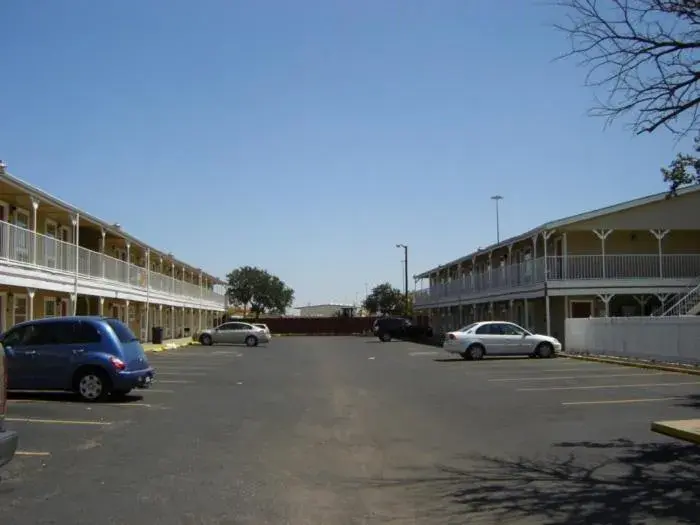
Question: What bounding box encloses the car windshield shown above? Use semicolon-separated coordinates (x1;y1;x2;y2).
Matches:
458;323;479;332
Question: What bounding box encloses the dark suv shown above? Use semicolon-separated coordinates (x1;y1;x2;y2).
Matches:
373;317;433;342
1;340;18;469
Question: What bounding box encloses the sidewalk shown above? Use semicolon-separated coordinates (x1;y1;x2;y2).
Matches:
142;337;194;353
651;419;700;445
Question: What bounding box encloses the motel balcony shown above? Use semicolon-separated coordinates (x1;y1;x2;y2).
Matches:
414;254;700;306
0;220;225;307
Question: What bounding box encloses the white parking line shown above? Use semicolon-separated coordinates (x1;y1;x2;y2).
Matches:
489;372;667;382
562;397;683;406
517;381;700;392
409;351;439;356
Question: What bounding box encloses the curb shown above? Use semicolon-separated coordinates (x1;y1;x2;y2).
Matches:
145;341;195;353
561;352;700;376
651;421;700;445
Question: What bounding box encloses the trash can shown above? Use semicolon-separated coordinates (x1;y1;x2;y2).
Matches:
151;326;164;345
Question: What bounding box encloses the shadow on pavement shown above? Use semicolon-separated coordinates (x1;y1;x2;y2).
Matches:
675;394;700;410
8;391;145;404
349;438;699;524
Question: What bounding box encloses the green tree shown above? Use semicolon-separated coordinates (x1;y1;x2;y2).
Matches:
363;283;406;315
557;0;700;191
226;266;294;318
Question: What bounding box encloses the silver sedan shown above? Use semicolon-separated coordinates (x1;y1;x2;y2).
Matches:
198;322;271;347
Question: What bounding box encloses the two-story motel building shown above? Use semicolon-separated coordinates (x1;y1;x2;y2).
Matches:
0;163;227;341
413;185;700;343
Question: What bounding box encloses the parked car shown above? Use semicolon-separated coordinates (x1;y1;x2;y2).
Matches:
252;323;272;337
373;317;434;342
2;316;155;402
443;321;562;360
0;341;18;468
198;322;271;347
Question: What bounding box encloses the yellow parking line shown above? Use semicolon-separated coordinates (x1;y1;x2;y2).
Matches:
490;372;667;382
517;381;700;392
562;397;683;406
7;417;111;426
16;451;51;457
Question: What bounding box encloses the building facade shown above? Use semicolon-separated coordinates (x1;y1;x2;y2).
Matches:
0;164;227;341
297;304;356;317
413;186;700;344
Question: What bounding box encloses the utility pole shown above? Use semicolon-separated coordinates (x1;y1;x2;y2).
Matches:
396;244;409;317
491;195;503;243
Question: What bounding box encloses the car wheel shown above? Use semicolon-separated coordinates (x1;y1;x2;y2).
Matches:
380;333;392;342
245;335;258;347
200;334;213;346
75;369;110;402
536;342;555;358
464;344;485;361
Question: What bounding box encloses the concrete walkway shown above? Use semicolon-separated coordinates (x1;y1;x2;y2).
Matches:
142;337;194;353
651;419;700;445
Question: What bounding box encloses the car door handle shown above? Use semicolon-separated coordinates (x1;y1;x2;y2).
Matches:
72;348;85;355
24;350;37;356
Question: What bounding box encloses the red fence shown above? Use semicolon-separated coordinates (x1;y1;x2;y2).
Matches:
239;316;380;335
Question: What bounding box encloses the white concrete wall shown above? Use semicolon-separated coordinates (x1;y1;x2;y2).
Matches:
565;317;700;364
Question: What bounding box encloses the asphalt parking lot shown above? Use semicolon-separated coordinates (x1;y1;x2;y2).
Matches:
1;337;698;524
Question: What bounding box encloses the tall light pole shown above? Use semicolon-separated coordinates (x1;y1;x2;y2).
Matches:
396;244;409;317
491;195;503;243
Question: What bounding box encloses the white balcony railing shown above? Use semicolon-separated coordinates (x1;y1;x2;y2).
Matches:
415;254;700;306
0;220;225;305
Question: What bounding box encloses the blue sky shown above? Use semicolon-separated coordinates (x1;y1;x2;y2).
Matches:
0;1;692;307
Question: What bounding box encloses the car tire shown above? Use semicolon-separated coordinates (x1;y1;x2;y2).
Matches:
74;368;110;402
380;333;392;342
245;335;258;347
200;334;213;346
463;344;485;361
536;342;555;358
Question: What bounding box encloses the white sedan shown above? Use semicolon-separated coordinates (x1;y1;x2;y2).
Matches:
443;321;562;360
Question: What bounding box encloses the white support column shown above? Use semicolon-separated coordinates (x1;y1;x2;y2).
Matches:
125;300;130;327
171;262;176;295
542;230;554;336
592;229;613;278
100;229;106;278
31;196;39;264
70;293;77;317
72;214;80;314
170;305;175;340
159;304;163;332
198;271;203;331
126;243;131;286
27;288;35;320
633;295;650;316
98;297;104;317
562;232;568;279
650;229;670;278
597;294;614;317
508;299;514;322
655;293;671;315
145;249;151;338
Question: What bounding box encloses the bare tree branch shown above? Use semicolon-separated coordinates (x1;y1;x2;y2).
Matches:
556;0;700;136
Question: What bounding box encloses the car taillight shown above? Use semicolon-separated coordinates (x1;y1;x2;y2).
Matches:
109;356;126;371
448;333;456;340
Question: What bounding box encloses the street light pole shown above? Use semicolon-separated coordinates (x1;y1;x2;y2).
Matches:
396;244;409;317
491;195;503;243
